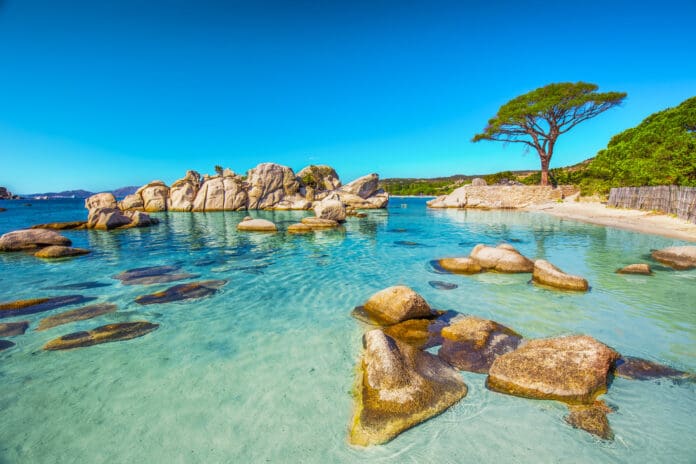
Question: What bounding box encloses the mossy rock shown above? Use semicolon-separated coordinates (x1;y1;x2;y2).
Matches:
43;321;159;350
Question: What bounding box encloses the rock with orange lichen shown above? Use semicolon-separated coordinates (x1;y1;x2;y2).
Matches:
565;401;614;440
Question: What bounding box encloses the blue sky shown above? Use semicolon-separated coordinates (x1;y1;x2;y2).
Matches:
1;0;695;193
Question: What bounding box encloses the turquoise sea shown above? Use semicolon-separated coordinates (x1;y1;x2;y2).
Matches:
0;197;694;463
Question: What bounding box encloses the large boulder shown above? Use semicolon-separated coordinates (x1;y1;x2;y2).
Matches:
192;175;248;211
314;195;346;222
86;208;134;230
297;165;341;191
358;286;433;325
349;330;468;446
247;163;300;209
0;229;72;251
487;335;619;404
438;316;522;373
168;170;201;212
118;193;144;211
136;181;169;212
340;173;380;199
85;192;117;211
469;244;534;273
532;259;589;291
651;246;696;270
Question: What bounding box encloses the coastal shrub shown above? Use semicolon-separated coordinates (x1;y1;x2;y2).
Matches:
483;171;519;185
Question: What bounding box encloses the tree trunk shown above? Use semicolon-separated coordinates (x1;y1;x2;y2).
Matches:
540;157;550;186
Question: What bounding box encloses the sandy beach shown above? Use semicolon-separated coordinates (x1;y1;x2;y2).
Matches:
527;200;696;242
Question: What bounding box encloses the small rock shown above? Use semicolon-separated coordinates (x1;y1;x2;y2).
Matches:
37;303;118;331
428;281;458;290
651;246;696;270
30;221;87;230
565;401;614;440
0;229;72;251
0;321;29;337
118;273;199;286
34;246;91;259
348;330;468;446
438;257;483;274
135;280;227;305
287;223;313;234
357;286;434;325
532;259;589;291
616;263;652;275
43;321;159;350
300;217;340;229
236;218;277;232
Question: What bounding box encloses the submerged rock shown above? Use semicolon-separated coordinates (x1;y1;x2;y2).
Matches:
118;273;199;286
0;321;29;337
135;280;227;305
37;303;118;331
439;316;522;373
236;218;277;232
616;263;652;275
300;217;340;229
30;221;87;230
357;286;434;326
428;281;458;290
113;265;181;283
0;295;96;319
532;259;589;291
470;244;534;273
45;281;112;290
382;316;450;350
287;223;313;234
438;257;483;274
349;330;468;446
651;246;696;270
487;335;619;404
0;229;72;251
34;246;91;259
614;356;690;381
0;340;15;351
565;401;614;440
43;321;159;350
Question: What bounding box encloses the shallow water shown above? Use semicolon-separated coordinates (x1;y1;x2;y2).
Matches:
0;198;694;463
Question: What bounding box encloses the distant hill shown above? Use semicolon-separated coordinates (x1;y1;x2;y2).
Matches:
110;186;139;198
21;186;140;200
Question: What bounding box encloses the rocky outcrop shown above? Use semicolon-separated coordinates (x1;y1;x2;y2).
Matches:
487;335;619;404
135;280;227;305
532;259;589;291
0;187;14;200
616;263;652;275
0;229;72;251
168;170;201;212
349;329;468;446
382;316;449;350
427;185;576;209
137;181;169;212
37;303;117;331
314;195;346;222
651;246;696;270
297;165;341;192
247;163;300;209
438;316;522;373
192;174;248;211
34;246;91;259
85;192;118;211
118;193;144;211
43;321;159;350
236;218;277;232
85;193;157;230
355;286;434;325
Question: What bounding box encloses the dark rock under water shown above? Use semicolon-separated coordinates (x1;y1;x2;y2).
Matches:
37;303;118;331
43;321;159;350
135;280;227;305
0;295;97;319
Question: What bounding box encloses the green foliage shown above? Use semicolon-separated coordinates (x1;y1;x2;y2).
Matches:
214;165;224;176
380;179;463;196
483;171;518;185
473;82;626;185
587;97;696;191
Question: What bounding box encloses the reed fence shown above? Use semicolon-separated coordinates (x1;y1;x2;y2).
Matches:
608;186;696;223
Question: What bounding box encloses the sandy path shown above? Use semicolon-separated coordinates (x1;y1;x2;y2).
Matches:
526;201;696;242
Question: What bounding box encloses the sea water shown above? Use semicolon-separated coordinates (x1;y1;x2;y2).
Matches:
0;198;694;463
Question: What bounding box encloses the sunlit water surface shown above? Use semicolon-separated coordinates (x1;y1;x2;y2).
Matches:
1;198;694;463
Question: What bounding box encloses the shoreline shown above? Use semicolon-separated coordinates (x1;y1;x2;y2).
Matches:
526;201;696;243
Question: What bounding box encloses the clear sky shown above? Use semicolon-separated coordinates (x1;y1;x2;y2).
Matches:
1;0;695;193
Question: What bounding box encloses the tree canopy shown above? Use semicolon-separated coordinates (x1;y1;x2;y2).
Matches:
473;82;627;185
587;96;696;188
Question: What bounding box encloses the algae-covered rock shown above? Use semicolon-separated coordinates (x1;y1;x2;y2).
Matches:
34;246;91;259
532;259;589;291
469;244;534;273
357;286;434;326
0;229;72;251
349;330;468;446
616;263;652;275
487;335;619;404
437;257;483;274
43;321;159;350
565;401;614;440
438;315;522;373
0;295;96;319
0;321;29;337
37;303;118;331
651;246;696;270
135;280;227;305
614;356;690;380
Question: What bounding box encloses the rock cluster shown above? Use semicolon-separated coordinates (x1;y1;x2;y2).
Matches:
0;187;19;200
85;193;158;230
427;185;577;209
113;162;388;214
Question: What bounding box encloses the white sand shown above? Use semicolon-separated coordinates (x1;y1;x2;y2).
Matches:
526;200;696;242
